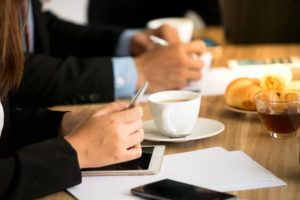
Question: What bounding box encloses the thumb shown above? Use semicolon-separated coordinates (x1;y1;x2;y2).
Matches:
131;33;155;55
184;40;206;55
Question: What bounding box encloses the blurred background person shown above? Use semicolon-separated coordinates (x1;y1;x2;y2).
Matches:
15;0;206;109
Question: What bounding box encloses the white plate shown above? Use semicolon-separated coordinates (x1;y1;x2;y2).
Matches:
143;118;225;143
225;104;257;115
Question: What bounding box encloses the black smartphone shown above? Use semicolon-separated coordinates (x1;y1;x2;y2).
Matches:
131;179;237;200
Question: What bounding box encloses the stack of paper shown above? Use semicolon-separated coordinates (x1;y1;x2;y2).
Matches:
67;147;286;200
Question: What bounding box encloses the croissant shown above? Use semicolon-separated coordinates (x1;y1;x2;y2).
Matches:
225;77;264;110
260;65;292;90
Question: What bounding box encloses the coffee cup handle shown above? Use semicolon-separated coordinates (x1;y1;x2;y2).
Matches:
162;108;176;134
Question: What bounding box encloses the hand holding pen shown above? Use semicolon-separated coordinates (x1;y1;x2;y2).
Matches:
149;35;199;58
129;81;148;108
133;33;205;92
149;35;169;46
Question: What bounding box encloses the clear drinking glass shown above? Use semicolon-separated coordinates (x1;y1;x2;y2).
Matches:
255;90;300;138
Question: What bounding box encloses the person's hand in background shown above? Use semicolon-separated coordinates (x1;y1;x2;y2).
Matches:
134;40;206;92
64;102;144;169
131;24;181;56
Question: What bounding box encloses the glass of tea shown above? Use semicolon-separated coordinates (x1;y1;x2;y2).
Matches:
255;90;300;139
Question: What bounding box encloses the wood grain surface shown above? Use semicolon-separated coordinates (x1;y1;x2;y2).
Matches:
39;26;300;200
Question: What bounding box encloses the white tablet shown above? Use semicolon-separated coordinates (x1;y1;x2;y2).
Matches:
81;145;165;176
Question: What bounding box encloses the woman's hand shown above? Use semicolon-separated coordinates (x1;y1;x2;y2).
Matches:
59;108;95;136
64;102;144;169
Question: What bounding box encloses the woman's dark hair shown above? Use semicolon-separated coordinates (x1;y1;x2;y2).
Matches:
0;0;25;98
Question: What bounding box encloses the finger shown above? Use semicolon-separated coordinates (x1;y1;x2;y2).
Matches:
125;143;142;160
187;57;204;71
121;119;143;135
133;33;155;50
111;106;143;123
148;80;186;91
93;102;129;117
126;129;144;148
146;82;172;93
139;35;155;50
185;68;202;81
156;24;181;44
183;40;206;55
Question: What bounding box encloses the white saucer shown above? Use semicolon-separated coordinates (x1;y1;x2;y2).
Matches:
225;104;257;115
143;118;225;143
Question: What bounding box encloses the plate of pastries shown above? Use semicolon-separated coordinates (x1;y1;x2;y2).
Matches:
224;65;300;114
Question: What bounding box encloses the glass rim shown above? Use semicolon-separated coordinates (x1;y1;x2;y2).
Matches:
255;90;300;104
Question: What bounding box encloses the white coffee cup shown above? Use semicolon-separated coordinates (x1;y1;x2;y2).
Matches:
147;17;194;43
148;90;201;137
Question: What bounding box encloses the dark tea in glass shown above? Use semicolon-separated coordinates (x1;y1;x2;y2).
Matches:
255;91;300;138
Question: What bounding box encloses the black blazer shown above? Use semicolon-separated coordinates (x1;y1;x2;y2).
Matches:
14;0;126;108
88;0;221;28
0;96;81;200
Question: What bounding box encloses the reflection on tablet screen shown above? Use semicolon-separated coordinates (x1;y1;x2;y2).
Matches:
81;147;153;171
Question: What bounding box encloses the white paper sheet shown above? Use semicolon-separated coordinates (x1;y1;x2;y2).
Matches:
200;67;269;96
67;147;286;200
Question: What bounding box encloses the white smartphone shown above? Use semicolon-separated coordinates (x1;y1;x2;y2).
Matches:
81;145;165;176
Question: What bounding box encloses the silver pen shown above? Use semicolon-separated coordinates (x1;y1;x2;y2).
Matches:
128;81;149;108
149;35;198;58
149;35;169;46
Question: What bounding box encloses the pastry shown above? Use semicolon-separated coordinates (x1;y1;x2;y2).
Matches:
225;77;264;110
260;65;292;90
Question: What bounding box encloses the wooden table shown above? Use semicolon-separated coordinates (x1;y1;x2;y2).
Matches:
40;26;300;200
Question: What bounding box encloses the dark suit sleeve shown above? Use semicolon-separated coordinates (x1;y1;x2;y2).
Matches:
0;100;81;200
41;11;125;58
0;138;81;200
13;54;115;107
15;1;125;107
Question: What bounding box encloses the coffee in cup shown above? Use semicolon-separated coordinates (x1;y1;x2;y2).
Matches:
148;90;201;137
159;99;190;103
